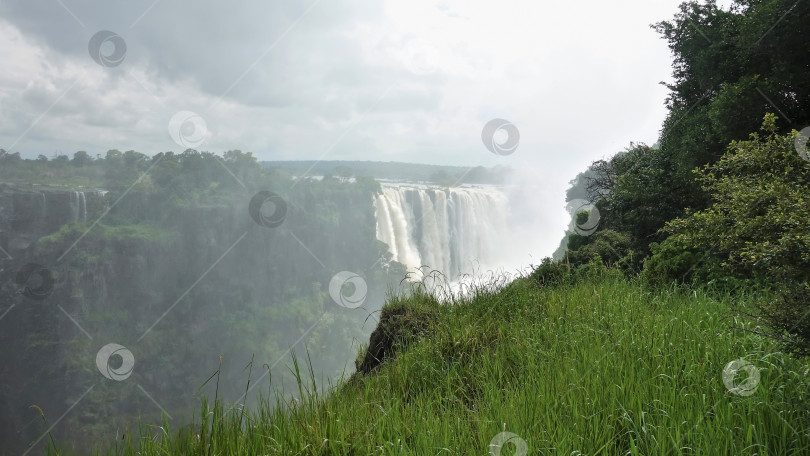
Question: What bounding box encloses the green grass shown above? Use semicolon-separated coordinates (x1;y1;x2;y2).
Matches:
73;268;810;455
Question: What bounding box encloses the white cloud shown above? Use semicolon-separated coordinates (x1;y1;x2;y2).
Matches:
0;0;692;257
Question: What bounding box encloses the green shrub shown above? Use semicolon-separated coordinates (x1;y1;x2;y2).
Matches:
529;257;571;287
645;115;810;353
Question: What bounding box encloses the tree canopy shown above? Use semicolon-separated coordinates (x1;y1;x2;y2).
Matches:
557;0;810;351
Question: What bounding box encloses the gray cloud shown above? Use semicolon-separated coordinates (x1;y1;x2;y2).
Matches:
1;0;692;257
1;0;391;109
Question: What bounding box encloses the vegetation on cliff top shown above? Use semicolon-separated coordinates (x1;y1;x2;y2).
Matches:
59;266;810;455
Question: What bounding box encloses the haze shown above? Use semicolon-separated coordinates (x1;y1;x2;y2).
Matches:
0;0;729;258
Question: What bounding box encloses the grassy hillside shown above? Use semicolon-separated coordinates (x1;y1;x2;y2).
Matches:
73;268;810;455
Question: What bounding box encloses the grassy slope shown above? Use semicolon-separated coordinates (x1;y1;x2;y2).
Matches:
94;269;809;455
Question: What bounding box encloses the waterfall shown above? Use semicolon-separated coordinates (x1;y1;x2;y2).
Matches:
69;191;87;222
81;192;87;222
40;192;47;219
374;184;509;278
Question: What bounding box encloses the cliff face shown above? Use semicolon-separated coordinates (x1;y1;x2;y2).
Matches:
0;189;108;453
0;190;106;258
0;184;391;454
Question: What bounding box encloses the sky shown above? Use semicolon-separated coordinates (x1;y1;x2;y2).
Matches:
0;0;726;258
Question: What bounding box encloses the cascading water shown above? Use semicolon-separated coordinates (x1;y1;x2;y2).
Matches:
40;192;47;219
69;191;87;222
374;184;509;279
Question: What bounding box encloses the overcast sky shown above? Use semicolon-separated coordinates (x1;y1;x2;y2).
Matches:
1;0;728;257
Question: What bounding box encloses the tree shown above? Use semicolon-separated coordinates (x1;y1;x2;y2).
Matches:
653;0;810;210
0;151;21;164
559;143;673;270
123;150;149;168
558;0;810;266
72;150;92;167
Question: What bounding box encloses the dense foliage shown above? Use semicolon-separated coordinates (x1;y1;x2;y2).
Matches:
558;0;810;351
0;149;407;452
645;115;810;353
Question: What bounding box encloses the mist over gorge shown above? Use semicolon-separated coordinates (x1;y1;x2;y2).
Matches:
0;153;529;453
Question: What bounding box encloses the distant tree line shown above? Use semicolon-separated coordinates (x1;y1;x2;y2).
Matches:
263;160;512;185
